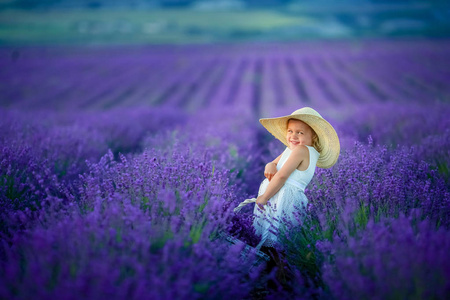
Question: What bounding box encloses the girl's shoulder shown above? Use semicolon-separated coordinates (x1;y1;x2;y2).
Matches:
291;146;320;166
290;145;310;158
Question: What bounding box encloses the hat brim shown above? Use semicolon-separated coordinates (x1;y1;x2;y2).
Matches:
260;114;340;168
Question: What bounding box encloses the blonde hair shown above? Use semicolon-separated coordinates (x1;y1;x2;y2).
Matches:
312;131;322;153
287;118;322;153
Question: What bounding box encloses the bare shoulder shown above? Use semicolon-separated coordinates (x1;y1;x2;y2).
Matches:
291;145;309;158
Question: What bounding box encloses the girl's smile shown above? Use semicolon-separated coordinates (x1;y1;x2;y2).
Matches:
286;119;314;149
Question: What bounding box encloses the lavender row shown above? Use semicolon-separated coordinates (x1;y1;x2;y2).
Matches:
1;101;447;225
267;139;450;298
0;107;185;214
2;40;450;113
2;106;449;298
334;102;450;176
1;41;450;300
0;107;268;299
1;98;450;299
1;149;257;300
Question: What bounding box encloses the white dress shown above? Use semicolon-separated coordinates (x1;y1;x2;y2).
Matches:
253;145;320;247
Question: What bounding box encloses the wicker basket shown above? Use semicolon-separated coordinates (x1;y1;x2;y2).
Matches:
212;230;270;268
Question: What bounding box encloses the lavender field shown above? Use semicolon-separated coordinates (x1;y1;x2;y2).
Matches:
1;39;450;299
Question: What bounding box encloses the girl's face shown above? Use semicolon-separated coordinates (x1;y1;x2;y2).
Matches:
286;119;314;149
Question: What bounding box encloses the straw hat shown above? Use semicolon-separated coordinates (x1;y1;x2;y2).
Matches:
259;107;340;168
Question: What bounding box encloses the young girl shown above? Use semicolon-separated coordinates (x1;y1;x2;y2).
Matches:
234;107;340;275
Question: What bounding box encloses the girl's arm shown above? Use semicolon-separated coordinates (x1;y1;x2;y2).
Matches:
264;153;282;181
257;146;309;209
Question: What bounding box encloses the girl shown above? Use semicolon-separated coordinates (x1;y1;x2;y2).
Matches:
234;107;340;281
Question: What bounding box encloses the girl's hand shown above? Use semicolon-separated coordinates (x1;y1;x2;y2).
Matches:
256;196;268;210
264;162;277;181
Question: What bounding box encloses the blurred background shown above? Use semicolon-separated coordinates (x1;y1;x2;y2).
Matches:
1;0;449;45
1;0;450;115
